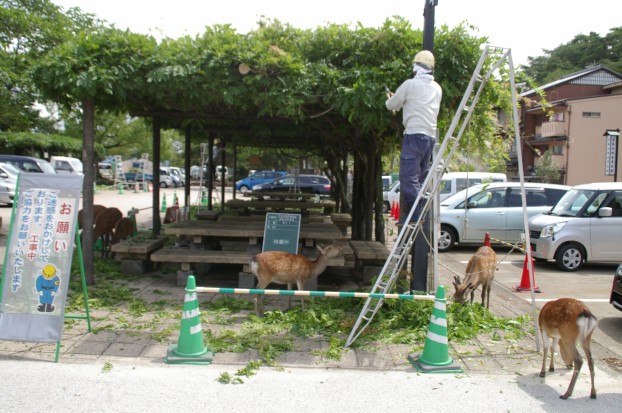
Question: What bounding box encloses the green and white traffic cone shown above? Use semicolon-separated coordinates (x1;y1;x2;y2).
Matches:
118;183;124;194
164;275;213;365
160;193;167;213
408;285;463;373
201;189;208;206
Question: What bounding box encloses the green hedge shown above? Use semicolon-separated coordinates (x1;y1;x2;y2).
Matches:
0;131;105;158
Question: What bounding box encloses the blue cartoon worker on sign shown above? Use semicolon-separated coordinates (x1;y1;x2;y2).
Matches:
35;264;60;313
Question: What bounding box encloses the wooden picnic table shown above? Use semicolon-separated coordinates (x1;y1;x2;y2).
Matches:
225;198;336;215
154;218;346;287
163;218;343;252
250;191;322;201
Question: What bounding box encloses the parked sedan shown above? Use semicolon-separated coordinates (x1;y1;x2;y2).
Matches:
612;263;622;313
252;174;331;195
438;182;570;252
0;162;20;206
235;170;287;194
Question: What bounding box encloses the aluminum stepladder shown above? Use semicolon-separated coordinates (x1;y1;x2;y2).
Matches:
112;155;128;190
195;143;210;211
345;45;514;348
137;153;150;187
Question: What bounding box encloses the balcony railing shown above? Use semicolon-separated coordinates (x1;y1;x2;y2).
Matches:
540;121;567;138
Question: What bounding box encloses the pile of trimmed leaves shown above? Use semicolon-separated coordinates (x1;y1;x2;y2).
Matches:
65;257;530;383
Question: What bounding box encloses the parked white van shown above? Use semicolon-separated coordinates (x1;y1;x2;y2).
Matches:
528;182;622;271
383;171;507;213
50;156;83;175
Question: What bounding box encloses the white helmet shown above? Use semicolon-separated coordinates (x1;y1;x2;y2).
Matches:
413;50;435;69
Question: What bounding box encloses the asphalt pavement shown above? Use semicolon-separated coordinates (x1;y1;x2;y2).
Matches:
1;186;621;412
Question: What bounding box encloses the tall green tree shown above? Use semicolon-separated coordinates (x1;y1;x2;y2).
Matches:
0;0;98;131
522;27;622;84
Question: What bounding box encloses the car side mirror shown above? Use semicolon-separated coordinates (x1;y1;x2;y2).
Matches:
599;207;613;217
467;201;478;208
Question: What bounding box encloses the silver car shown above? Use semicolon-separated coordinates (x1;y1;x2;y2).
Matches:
438;182;570;252
0;162;19;206
529;182;622;271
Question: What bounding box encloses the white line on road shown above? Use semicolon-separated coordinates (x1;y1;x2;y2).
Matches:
524;298;611;303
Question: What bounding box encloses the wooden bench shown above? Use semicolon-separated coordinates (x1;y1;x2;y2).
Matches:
330;213;352;237
349;240;390;284
150;246;346;287
110;234;169;274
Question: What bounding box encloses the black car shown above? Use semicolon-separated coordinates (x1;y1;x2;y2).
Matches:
611;263;622;313
252;174;331;195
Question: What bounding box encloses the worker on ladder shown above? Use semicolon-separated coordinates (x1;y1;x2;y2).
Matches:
385;50;442;224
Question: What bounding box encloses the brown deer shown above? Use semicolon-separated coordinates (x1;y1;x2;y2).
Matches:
93;207;123;257
539;297;597;400
78;204;107;230
110;217;135;258
453;245;497;309
249;244;342;315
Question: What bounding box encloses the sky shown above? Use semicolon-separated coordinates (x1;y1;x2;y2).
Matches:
51;0;620;67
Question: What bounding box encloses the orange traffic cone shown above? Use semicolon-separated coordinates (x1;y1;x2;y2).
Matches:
390;201;396;219
513;254;541;293
394;202;400;221
484;232;491;247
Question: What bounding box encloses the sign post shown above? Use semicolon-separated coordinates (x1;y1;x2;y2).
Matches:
604;129;620;181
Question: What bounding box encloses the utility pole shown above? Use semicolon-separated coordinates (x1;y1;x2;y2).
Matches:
423;0;438;51
411;0;439;293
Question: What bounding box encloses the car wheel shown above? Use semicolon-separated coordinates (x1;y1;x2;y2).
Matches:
438;225;457;252
554;243;585;271
160;182;168;188
383;201;390;214
239;185;250;194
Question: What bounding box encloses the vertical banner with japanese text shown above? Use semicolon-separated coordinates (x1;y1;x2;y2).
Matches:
0;173;83;342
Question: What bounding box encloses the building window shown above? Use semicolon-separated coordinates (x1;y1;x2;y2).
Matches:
582;112;601;118
552;145;563;155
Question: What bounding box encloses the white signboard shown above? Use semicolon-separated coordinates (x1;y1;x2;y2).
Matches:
0;173;83;342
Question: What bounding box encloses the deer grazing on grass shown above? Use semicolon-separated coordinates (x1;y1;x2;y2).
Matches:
93;207;122;257
249;244;342;315
109;217;135;258
539;297;597;400
453;245;497;309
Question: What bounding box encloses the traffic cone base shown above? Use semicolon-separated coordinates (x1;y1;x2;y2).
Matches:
408;285;463;374
513;255;541;293
160;193;167;213
164;275;213;365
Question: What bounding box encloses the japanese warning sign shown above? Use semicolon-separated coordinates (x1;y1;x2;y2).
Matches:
0;173;83;342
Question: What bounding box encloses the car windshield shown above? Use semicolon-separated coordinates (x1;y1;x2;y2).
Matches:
39;161;57;174
549;188;598;217
440;184;485;207
0;162;21;176
70;159;84;173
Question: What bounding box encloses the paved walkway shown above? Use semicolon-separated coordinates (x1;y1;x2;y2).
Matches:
1;191;621;409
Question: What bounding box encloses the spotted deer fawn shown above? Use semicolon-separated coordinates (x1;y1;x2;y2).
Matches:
539;297;597;400
249;244;342;315
452;245;497;309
